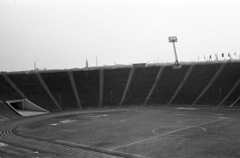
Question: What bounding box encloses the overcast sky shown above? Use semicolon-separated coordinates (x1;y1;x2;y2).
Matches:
0;0;240;71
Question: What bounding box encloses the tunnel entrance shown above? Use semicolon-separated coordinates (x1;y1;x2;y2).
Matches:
6;99;49;116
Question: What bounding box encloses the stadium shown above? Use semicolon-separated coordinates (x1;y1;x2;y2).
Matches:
1;61;240;158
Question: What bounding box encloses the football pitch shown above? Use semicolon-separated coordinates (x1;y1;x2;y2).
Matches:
17;107;240;158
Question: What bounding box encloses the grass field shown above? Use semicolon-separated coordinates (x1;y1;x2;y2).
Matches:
17;107;240;158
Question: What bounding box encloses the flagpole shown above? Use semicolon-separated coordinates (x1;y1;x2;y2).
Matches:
86;59;88;68
96;56;98;66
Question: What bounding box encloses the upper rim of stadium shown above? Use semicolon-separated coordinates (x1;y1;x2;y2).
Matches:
1;60;239;74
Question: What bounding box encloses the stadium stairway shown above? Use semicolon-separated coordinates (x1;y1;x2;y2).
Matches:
144;66;165;105
40;71;80;110
0;100;20;119
170;63;221;106
102;68;131;107
73;70;100;108
123;66;160;105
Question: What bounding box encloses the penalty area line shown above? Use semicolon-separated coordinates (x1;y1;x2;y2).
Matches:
17;114;99;134
111;117;227;150
152;126;207;137
132;109;223;118
56;140;150;158
64;115;145;132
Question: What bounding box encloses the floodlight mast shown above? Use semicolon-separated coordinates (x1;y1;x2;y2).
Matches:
169;36;180;66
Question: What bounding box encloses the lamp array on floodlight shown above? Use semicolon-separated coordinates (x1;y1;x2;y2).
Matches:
168;36;178;43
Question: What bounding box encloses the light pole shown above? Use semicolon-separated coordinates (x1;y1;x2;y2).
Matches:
23;72;29;110
33;151;39;158
56;93;61;107
110;91;113;102
59;94;62;107
219;88;222;102
157;89;159;103
169;36;181;68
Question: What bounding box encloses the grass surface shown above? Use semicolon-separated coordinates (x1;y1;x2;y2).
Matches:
18;107;240;158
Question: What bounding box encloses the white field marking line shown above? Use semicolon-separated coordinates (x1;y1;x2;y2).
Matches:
111;117;227;150
62;115;146;132
132;109;223;118
18;114;97;134
0;115;9;120
152;126;207;137
18;125;53;134
56;140;150;158
72;118;109;126
61;120;123;132
72;113;136;127
133;109;218;118
79;114;106;119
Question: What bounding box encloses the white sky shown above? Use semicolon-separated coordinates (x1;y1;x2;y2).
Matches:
0;0;240;71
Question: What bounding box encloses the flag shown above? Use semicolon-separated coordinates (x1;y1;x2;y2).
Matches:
234;52;237;59
228;53;232;60
215;54;218;61
228;53;232;58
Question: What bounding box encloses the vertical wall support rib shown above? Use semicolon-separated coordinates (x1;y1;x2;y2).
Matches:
217;77;240;107
35;72;62;111
99;69;104;108
167;65;195;106
119;67;135;105
68;71;82;109
143;66;165;105
230;96;240;107
191;63;226;106
2;73;26;99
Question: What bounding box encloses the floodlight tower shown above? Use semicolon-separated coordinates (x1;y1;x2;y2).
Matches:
169;36;181;68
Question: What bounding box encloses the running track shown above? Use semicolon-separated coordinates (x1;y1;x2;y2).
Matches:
0;112;127;158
